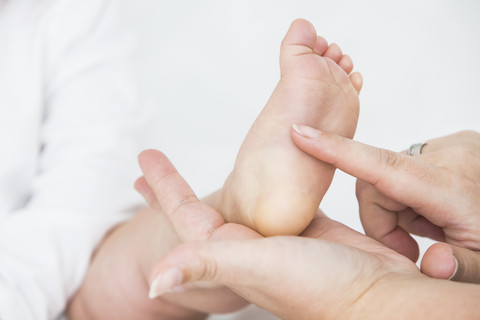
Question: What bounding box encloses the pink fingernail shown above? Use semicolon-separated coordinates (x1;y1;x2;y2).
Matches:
148;268;183;299
292;124;321;139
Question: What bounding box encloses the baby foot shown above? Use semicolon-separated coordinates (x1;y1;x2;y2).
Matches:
218;19;362;236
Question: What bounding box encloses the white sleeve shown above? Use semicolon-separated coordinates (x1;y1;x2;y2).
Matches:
0;0;146;319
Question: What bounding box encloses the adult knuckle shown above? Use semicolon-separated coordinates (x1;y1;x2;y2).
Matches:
455;130;480;153
458;129;480;140
182;244;218;282
377;148;403;169
169;195;199;217
452;145;477;162
200;256;219;282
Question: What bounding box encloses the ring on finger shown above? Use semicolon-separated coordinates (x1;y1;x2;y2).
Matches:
407;142;427;156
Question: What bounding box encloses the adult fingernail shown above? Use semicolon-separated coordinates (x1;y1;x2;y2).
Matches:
148;268;183;299
448;257;459;281
292;124;321;139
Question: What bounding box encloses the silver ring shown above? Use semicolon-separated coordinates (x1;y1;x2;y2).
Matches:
407;143;427;156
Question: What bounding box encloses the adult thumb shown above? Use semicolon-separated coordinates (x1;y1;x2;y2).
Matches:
147;239;262;299
421;242;480;284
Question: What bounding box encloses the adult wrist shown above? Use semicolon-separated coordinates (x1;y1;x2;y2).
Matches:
349;271;480;319
346;272;426;319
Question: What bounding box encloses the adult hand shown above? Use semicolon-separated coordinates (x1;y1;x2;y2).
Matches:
69;150;259;320
136;150;261;244
291;126;480;283
138;149;425;320
136;150;260;313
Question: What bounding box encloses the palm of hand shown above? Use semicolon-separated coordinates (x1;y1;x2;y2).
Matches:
157;210;420;320
302;211;418;271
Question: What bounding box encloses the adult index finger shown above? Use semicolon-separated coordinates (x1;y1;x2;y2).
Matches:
138;149;224;242
291;124;452;225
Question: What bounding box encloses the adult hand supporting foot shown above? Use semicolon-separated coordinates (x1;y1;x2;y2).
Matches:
137;149;480;320
291;126;480;283
134;150;260;313
68;150;256;320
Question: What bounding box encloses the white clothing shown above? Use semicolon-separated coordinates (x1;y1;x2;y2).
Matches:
0;0;145;318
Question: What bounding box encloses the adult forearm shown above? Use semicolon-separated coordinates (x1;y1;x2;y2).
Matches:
355;273;480;319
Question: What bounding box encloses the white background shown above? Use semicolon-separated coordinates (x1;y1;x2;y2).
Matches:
116;0;480;318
